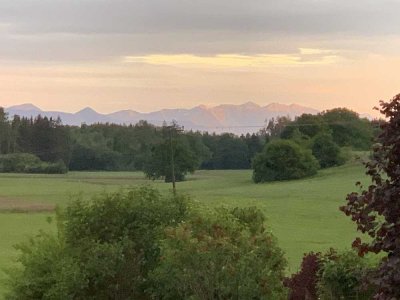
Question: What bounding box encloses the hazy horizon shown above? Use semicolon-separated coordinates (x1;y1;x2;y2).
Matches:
1;0;399;116
3;100;376;117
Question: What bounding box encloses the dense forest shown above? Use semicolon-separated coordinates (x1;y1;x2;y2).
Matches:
0;106;379;175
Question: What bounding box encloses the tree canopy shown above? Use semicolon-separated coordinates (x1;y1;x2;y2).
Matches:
143;123;200;182
0;105;377;174
311;133;345;168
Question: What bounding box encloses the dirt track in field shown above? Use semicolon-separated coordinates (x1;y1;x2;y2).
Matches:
0;197;55;213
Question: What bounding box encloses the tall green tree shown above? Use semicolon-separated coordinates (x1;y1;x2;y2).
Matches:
144;123;199;182
0;108;10;154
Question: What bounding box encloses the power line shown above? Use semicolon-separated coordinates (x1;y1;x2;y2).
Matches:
187;120;381;130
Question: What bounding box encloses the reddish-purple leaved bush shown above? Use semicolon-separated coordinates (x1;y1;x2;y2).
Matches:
341;94;400;299
284;252;321;300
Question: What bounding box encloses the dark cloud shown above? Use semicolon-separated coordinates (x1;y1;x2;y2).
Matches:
1;0;399;35
0;0;399;61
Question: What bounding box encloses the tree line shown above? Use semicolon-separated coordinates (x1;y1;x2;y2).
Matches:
0;106;378;177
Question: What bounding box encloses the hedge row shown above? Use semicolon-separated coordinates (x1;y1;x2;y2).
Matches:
0;153;67;174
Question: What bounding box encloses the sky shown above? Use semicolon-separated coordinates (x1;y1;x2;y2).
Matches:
1;0;400;115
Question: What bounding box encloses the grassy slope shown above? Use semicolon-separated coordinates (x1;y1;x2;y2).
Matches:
0;162;368;294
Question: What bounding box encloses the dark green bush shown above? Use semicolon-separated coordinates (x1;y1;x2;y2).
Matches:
6;188;288;299
252;139;319;183
0;153;67;174
317;250;376;300
6;187;188;299
284;249;377;300
44;160;68;174
312;133;347;168
0;153;39;172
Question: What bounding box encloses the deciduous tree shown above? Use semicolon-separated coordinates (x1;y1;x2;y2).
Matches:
341;94;400;299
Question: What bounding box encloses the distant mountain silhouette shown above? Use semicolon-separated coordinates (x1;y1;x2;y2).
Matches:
5;102;319;134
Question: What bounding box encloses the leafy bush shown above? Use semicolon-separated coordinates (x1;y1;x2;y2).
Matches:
285;250;376;300
317;250;376;300
0;153;38;172
149;207;288;299
7;188;287;299
6;187;188;299
311;133;346;168
252;139;319;182
0;153;67;174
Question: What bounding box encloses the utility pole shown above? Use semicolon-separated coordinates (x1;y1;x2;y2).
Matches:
165;123;184;194
168;127;176;194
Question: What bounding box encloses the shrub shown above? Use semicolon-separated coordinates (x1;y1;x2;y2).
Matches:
44;160;68;174
0;153;67;174
6;187;188;299
0;153;40;172
7;189;288;300
149;207;288;299
252;139;319;183
311;133;346;168
317;250;376;300
285;250;376;300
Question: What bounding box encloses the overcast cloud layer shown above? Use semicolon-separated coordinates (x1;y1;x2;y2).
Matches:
1;0;400;61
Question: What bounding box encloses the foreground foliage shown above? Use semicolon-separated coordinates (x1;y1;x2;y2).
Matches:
284;252;321;300
6;187;287;299
341;94;400;299
317;250;375;300
285;250;376;300
7;187;188;299
150;207;287;299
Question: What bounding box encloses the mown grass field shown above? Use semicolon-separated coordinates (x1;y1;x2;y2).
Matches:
0;162;369;296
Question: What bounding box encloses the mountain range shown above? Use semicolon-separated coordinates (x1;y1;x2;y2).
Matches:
4;102;319;134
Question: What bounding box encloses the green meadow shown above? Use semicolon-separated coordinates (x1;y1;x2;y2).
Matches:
0;162;368;295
